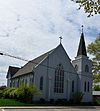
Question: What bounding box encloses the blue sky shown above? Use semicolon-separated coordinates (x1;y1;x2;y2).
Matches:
0;0;100;86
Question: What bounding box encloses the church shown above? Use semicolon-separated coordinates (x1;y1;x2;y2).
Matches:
6;32;93;102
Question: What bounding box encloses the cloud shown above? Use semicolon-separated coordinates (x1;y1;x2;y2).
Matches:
0;0;100;86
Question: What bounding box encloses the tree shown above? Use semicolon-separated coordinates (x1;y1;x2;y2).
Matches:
93;84;100;91
87;34;100;83
72;0;100;17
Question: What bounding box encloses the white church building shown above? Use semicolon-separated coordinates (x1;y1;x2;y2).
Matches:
6;32;93;102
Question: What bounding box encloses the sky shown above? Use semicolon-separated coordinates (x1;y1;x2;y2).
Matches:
0;0;100;86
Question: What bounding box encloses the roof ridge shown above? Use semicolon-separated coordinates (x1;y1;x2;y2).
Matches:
12;48;55;78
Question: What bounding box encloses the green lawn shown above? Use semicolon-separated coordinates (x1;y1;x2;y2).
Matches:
0;99;28;106
0;99;100;106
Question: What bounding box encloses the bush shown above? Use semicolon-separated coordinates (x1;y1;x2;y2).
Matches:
40;98;45;103
0;86;6;99
3;84;40;103
16;84;40;103
71;91;84;104
3;88;16;99
0;90;3;98
50;99;54;103
95;100;100;105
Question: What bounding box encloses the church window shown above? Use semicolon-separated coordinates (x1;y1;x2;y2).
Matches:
40;76;43;90
84;81;86;92
54;64;64;93
30;78;32;84
85;65;89;72
17;79;20;87
72;80;74;92
22;79;24;84
13;81;15;87
75;65;78;71
88;82;89;92
25;79;27;85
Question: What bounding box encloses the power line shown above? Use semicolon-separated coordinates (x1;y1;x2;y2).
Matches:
0;51;92;78
0;52;28;62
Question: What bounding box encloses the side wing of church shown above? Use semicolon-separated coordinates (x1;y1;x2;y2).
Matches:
6;33;93;102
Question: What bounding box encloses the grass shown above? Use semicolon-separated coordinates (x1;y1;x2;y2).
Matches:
0;99;100;106
0;99;28;106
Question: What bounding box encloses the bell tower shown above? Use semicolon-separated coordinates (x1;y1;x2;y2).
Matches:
72;26;92;102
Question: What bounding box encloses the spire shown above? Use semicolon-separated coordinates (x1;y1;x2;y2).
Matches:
77;26;87;56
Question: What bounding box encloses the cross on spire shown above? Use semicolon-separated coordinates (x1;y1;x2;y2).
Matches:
81;25;84;33
59;36;62;44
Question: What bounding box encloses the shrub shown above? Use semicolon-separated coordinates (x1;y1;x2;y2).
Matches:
3;88;16;99
16;84;40;103
71;91;84;103
3;84;40;103
0;86;6;99
50;99;54;103
40;98;45;102
95;100;100;105
0;90;3;98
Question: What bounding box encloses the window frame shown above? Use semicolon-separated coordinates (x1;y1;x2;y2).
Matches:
54;64;64;93
40;76;43;90
72;80;75;92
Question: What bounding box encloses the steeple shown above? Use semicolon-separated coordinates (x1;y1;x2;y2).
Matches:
77;26;87;56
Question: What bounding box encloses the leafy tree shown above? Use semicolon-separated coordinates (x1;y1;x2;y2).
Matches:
87;34;100;83
72;0;100;17
93;84;100;91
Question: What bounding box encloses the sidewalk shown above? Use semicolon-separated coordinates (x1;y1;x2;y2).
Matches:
1;106;100;109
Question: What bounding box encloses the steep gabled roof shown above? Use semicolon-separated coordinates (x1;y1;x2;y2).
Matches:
12;43;72;78
77;33;87;56
6;66;20;78
12;49;55;78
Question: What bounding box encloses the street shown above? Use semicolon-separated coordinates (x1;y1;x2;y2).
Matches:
0;107;100;111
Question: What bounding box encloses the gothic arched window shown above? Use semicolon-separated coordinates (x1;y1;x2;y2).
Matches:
72;80;74;92
85;65;89;72
84;81;86;92
40;76;43;90
54;64;64;93
88;82;89;92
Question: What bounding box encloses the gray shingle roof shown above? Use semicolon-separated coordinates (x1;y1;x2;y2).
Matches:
6;66;20;78
12;49;55;78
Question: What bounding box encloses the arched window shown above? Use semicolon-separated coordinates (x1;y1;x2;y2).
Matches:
13;81;15;87
84;81;86;92
40;76;43;90
25;79;27;85
75;65;78;71
17;79;20;87
88;82;89;92
72;80;74;92
54;64;64;93
22;79;24;84
85;65;89;72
